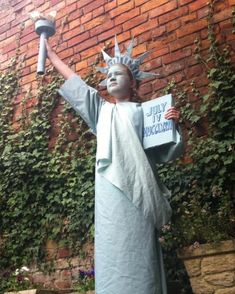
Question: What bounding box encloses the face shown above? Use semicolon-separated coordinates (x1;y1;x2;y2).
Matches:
106;64;135;101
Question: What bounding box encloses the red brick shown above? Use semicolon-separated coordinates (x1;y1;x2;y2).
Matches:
118;0;129;4
166;20;181;33
226;31;235;41
189;0;208;12
34;0;45;6
117;31;131;43
186;55;200;67
21;67;31;76
69;18;81;30
177;19;207;38
215;1;229;13
25;44;38;58
193;76;209;88
0;23;10;35
139;82;152;95
2;42;18;54
51;0;61;4
150;47;169;59
213;8;233;23
36;1;50;12
14;0;30;12
0;53;7;63
7;49;18;59
164;33;178;45
158;6;188;25
81;12;93;24
141;0;169;13
20;72;36;86
87;54;100;66
200;39;211;51
67;31;90;47
163;60;185;75
197;6;210;19
74;36;98;52
162;48;191;64
84;15;108;31
97;25;122;42
20;31;37;46
173;71;185;83
149;1;178;18
114;8;140;26
54;279;72;289
90;20;114;37
179;0;194;5
25;56;37;67
219;19;233;30
147;39;165;50
170;33;197;51
230;40;235;52
105;1;117;12
181;12;197;25
0;32;6;42
68;8;83;21
57;2;77;19
138;31;152;44
0;13;15;26
58;248;71;258
109;1;134;18
134;0;149;6
152;25;166;37
187;64;204;78
131;19;157;36
83;0;107;14
144;57;162;71
58;48;74;60
21;24;34;38
123;14;148;31
81;47;99;59
93;6;105;18
0;60;10;71
133;43;147;57
77;0;92;9
152;79;168;91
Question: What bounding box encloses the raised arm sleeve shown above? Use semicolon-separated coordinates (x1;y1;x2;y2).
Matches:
58;75;104;134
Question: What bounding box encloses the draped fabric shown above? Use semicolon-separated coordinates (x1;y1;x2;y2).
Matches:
58;75;184;294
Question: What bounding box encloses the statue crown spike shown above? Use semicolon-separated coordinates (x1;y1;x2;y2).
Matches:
97;36;158;86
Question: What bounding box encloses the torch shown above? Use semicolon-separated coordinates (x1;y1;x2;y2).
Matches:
29;11;56;75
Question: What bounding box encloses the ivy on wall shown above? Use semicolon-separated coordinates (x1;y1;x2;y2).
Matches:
159;2;235;292
0;51;96;291
0;1;234;293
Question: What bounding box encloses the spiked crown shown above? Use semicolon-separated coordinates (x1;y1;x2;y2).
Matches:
97;36;158;86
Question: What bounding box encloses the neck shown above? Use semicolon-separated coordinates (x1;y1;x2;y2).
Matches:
114;95;131;103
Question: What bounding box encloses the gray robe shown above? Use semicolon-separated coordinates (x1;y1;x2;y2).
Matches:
58;75;184;294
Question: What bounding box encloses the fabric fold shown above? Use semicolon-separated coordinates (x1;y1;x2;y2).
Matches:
96;103;172;230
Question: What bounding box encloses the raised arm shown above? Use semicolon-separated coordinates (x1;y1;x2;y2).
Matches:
45;39;103;134
45;39;75;80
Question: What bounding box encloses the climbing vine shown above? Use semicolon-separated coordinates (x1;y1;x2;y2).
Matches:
159;1;235;292
0;46;97;293
0;1;234;293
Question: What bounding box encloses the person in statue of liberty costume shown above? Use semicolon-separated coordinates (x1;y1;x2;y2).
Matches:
45;36;183;294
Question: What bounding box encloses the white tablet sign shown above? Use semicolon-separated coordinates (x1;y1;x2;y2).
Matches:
142;94;177;149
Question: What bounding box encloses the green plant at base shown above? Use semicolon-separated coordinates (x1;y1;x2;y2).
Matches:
73;268;95;293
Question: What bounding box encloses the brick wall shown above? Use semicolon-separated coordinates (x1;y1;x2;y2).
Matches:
0;0;235;290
